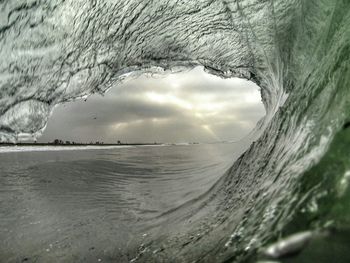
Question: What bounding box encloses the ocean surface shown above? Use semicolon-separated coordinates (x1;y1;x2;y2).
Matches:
1;0;350;262
0;143;246;263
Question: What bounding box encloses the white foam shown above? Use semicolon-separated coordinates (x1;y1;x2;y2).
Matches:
0;145;134;153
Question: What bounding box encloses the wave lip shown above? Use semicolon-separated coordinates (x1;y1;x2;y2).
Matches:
0;0;350;262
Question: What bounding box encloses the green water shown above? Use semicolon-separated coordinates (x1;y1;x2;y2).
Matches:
0;0;350;262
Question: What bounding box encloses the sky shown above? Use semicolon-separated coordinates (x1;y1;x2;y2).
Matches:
38;67;265;144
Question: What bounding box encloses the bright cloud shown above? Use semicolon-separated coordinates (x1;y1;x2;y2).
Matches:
38;67;265;144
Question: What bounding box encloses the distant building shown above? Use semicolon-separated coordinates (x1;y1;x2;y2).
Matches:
53;139;63;145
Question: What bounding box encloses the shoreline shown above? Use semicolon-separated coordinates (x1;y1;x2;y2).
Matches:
0;143;162;147
0;143;166;153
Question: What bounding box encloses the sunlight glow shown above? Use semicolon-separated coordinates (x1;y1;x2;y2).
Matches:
40;66;265;143
146;92;193;110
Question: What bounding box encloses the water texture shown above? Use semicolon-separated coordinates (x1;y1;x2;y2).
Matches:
0;0;350;262
0;143;244;262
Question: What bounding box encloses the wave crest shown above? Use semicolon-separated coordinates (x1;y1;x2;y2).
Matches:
1;0;350;262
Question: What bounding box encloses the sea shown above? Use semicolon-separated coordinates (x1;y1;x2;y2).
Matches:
0;143;247;263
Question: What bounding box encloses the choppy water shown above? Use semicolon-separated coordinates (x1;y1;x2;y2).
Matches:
1;0;350;262
0;143;245;262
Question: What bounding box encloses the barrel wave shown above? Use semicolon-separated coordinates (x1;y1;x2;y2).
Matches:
1;0;350;262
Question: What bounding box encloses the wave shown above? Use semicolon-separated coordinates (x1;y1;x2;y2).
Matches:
0;0;350;262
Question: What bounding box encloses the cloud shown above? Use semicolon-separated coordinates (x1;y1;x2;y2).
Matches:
38;67;265;143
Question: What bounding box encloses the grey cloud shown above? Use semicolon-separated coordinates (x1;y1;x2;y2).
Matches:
38;67;265;144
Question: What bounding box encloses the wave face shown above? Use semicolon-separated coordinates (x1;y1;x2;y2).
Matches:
1;0;350;262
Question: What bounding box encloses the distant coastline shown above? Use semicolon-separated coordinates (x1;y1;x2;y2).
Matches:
0;142;162;147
